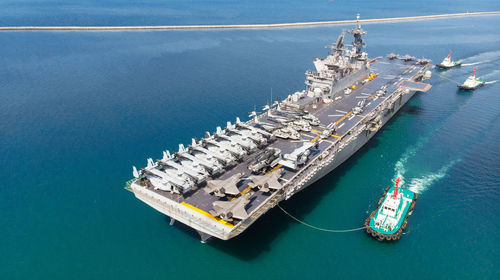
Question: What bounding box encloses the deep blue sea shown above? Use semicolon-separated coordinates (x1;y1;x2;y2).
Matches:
1;1;499;279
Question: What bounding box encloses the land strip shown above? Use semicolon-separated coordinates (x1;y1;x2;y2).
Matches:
0;11;499;31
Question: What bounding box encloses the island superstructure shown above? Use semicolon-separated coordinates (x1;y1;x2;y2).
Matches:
126;16;433;242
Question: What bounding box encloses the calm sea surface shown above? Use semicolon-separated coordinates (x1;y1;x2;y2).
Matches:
1;1;499;279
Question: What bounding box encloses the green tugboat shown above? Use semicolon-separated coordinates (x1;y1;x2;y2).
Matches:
365;178;417;241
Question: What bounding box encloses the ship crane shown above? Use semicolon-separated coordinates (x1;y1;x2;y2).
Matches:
327;31;346;56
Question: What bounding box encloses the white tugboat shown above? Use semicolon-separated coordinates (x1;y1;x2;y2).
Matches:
458;67;485;90
436;50;462;69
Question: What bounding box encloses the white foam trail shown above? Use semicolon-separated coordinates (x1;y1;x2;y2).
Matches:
461;60;492;66
484;80;498;85
393;137;428;186
407;160;460;194
480;70;500;80
461;50;500;63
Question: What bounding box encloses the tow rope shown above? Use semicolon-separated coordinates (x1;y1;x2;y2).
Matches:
434;71;461;84
277;204;366;233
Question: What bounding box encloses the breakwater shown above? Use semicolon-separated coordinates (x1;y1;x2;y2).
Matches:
1;11;499;31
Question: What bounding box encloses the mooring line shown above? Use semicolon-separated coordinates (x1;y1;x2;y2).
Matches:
277;204;366;233
434;71;461;84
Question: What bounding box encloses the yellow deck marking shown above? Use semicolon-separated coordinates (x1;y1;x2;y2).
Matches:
312;129;322;133
181;201;234;228
310;135;321;143
230;164;284;202
231;185;253;201
367;91;378;101
240;186;252;196
266;164;282;175
334;111;352;125
229;164;284;201
330;134;341;139
402;65;415;74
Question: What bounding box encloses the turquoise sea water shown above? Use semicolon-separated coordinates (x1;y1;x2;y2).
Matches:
1;2;500;279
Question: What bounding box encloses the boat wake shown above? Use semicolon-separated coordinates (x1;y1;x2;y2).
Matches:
393;136;428;186
407;159;460;194
484;80;498;85
461;60;491;66
479;69;500;80
461;50;500;64
393;137;459;194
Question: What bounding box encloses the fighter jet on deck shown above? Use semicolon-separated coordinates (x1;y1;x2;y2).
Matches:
248;169;283;193
401;54;415;61
204;172;244;197
387;53;398;60
210;191;254;221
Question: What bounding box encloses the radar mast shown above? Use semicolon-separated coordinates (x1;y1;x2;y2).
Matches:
348;14;367;60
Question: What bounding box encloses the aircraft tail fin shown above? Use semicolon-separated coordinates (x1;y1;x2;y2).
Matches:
163;150;173;161
132;166;140;178
147;158;156;169
179;144;187;153
216;126;223;135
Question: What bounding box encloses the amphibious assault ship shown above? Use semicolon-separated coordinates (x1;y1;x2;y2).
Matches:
126;16;433;242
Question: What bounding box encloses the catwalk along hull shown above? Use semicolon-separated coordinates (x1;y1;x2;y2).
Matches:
291;87;415;195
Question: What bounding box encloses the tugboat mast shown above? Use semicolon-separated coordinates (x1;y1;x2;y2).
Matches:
393;178;400;199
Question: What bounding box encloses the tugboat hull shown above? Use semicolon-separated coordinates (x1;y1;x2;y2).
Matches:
365;186;417;241
457;82;484;90
436;62;461;69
